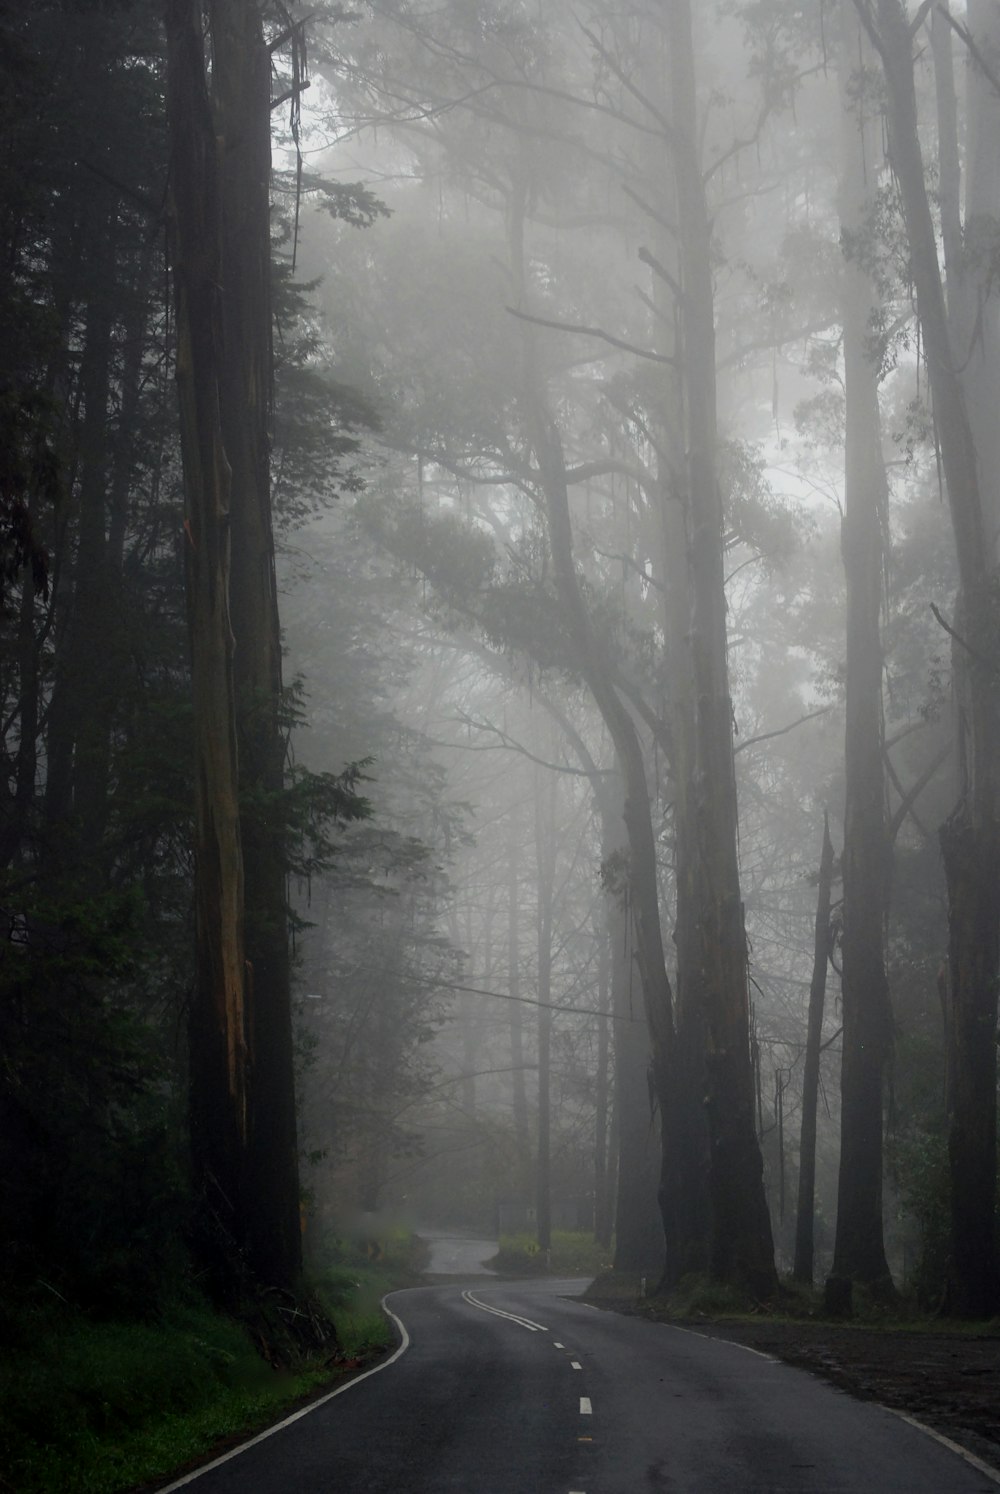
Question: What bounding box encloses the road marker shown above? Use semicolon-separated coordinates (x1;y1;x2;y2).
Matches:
579;1397;593;1415
461;1288;549;1333
571;1361;582;1369
554;1341;564;1348
886;1408;1000;1487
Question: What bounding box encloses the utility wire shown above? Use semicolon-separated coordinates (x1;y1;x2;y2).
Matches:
309;965;645;1025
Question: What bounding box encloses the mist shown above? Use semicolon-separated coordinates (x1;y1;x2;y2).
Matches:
3;1;1000;1486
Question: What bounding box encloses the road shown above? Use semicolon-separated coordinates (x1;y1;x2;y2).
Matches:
160;1276;1000;1493
421;1229;499;1275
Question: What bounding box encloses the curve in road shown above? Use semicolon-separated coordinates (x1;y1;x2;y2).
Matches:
156;1278;1000;1493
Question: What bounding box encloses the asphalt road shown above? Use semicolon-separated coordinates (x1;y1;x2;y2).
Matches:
160;1276;1000;1493
421;1229;499;1275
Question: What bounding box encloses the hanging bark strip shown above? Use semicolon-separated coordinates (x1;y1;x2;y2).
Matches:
211;0;303;1293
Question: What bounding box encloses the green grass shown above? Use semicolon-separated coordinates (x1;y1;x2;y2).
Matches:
0;1300;340;1494
487;1230;613;1277
1;1234;424;1494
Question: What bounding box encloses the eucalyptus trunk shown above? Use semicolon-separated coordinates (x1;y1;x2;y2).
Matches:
831;3;894;1294
211;0;302;1292
165;0;250;1295
666;0;776;1295
794;813;835;1285
874;0;1000;1317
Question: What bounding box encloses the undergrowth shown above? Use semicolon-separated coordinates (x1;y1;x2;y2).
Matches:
1;1230;423;1494
487;1230;612;1277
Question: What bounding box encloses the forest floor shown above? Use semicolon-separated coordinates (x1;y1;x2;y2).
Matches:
662;1316;1000;1475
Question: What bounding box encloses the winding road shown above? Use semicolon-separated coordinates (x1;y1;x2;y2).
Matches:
159;1268;1000;1493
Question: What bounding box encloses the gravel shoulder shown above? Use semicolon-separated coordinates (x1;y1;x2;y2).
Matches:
675;1317;1000;1475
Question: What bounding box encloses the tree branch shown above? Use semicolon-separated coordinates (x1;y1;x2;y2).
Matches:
938;6;1000;100
505;306;677;365
735;706;834;756
930;601;997;673
887;740;950;843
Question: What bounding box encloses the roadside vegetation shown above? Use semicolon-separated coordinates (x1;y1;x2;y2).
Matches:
0;1232;422;1494
488;1231;612;1278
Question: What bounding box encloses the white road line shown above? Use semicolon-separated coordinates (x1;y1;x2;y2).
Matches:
461;1288;549;1333
155;1296;411;1492
666;1322;778;1361
886;1409;1000;1487
553;1341;564;1348
579;1397;593;1415
667;1324;1000;1488
570;1361;582;1370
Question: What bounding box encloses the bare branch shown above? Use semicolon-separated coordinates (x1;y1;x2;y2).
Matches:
622;184;677;236
930;601;998;672
577;21;676;139
938;6;1000;100
850;0;888;63
637;245;683;302
735;706;835;756
887;741;950;843
502;300;675;364
911;0;935;38
506;305;677;366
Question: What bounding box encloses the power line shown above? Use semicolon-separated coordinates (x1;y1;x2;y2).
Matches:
310;965;647;1025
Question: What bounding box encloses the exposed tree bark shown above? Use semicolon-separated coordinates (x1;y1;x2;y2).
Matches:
165;0;250;1295
794;811;835;1285
210;0;303;1293
166;0;304;1296
869;0;1000;1317
831;2;895;1294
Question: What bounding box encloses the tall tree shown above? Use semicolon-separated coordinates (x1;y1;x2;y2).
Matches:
863;0;1000;1316
664;0;777;1291
830;1;894;1295
165;0;302;1295
794;812;835;1285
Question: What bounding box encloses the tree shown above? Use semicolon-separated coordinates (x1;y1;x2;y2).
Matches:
830;0;894;1296
794;811;835;1285
164;0;303;1296
861;0;1000;1318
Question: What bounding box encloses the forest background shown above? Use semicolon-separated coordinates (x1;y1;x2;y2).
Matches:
3;0;1000;1489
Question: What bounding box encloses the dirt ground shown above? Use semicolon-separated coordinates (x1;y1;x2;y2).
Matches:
684;1318;1000;1474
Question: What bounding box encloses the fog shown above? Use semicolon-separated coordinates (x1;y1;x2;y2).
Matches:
3;0;996;1355
277;0;976;1303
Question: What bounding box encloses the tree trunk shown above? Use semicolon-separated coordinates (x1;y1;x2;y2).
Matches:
507;802;531;1185
593;907;613;1250
831;2;894;1294
211;0;303;1292
874;0;1000;1319
794;812;835;1285
596;780;665;1275
508;169;681;1283
534;762;555;1254
165;0;250;1296
667;0;776;1295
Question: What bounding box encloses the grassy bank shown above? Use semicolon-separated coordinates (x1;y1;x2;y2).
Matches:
487;1230;612;1277
1;1234;422;1494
